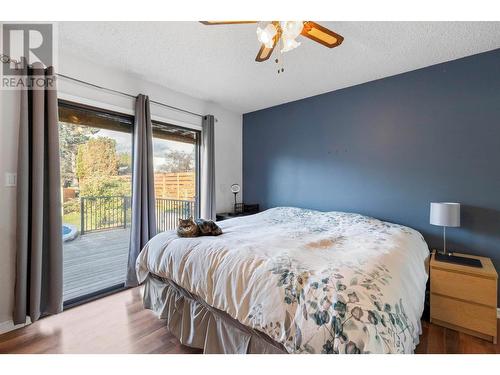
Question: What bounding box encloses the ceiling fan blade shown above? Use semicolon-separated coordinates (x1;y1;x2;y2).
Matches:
301;21;344;48
255;24;280;62
200;21;258;25
255;43;274;62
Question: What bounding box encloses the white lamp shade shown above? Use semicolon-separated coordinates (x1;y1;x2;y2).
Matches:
430;202;460;227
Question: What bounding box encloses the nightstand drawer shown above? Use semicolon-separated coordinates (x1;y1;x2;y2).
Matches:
431;268;496;306
431;294;497;337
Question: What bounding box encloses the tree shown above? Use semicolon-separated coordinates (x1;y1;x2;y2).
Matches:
77;175;131;197
156;149;195;173
76;137;119;179
117;152;132;175
58;122;99;187
76;137;130;197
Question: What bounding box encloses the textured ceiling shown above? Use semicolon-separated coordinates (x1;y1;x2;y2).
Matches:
59;22;500;114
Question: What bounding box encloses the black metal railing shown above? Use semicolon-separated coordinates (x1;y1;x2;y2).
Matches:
80;195;195;235
156;198;195;232
80;196;131;235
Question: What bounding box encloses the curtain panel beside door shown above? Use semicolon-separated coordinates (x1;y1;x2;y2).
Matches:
14;62;64;324
126;94;157;287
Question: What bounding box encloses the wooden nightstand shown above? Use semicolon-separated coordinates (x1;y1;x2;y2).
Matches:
430;251;498;343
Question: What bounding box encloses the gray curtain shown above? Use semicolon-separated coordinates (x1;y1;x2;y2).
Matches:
13;62;63;325
201;115;216;220
126;94;156;287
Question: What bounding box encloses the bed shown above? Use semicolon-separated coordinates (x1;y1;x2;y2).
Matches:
136;207;429;354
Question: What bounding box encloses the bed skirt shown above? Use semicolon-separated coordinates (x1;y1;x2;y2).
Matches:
142;274;287;354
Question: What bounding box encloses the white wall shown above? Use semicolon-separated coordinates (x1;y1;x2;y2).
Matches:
0;51;242;329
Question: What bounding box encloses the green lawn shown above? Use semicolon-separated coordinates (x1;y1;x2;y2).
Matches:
63;211;80;230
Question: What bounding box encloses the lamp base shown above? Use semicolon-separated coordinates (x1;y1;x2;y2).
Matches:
435;251;482;268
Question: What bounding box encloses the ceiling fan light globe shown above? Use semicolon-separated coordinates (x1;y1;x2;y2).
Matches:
256;23;277;45
282;21;304;39
264;41;274;49
256;27;267;43
281;37;301;53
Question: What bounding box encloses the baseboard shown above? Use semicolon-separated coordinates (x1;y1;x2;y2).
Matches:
0;318;31;335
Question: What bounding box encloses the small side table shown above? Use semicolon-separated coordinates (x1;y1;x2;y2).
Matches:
216;212;255;221
430;250;498;343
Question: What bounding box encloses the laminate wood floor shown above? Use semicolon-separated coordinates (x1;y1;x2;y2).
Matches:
0;288;498;354
0;287;200;354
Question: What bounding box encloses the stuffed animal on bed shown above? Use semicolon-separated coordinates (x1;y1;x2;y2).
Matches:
177;217;223;237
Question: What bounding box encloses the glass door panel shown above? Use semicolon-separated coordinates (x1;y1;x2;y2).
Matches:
58;101;133;305
152;122;200;232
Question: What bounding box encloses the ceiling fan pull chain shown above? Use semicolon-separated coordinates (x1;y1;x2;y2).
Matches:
275;48;285;74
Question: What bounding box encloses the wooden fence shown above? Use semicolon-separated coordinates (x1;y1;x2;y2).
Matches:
65;171;195;205
154;171;195;201
63;187;77;202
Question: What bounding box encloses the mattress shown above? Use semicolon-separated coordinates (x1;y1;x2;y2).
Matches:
137;207;429;353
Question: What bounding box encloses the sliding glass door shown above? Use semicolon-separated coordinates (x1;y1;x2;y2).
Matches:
58;101;200;305
59;101;200;305
58;101;133;305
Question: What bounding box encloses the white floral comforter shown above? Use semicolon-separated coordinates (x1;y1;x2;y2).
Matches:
136;207;429;354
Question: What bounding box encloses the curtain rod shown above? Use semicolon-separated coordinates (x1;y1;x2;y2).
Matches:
57;74;204;119
1;54;205;119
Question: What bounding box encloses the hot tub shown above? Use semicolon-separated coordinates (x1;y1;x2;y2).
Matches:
62;224;78;242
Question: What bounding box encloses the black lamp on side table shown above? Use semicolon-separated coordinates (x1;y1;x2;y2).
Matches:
231;183;240;214
216;184;259;221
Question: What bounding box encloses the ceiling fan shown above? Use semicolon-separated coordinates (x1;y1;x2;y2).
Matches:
200;21;344;69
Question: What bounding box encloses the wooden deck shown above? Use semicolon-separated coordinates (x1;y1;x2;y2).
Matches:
63;228;131;301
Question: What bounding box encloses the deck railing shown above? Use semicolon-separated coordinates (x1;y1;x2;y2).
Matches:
155;198;196;232
80;195;195;235
80;196;130;235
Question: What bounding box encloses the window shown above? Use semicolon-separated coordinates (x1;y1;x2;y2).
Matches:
58;100;133;305
152;121;200;231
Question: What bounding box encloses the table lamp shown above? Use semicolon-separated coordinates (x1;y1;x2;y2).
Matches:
429;202;481;267
231;184;240;214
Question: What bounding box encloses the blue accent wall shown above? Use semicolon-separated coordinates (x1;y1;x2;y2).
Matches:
243;48;500;305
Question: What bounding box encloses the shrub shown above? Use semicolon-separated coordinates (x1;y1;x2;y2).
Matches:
63;198;80;215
